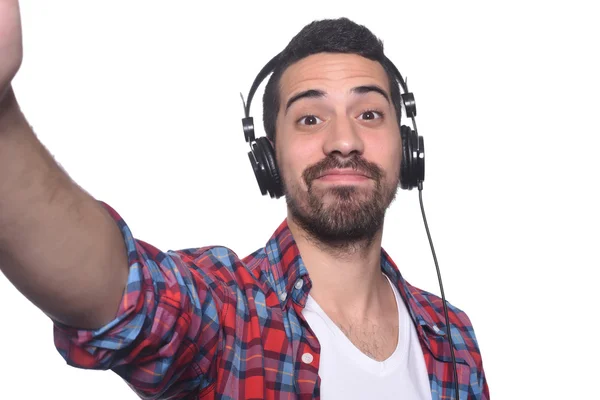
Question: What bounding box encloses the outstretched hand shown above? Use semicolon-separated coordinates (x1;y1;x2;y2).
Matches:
0;0;22;101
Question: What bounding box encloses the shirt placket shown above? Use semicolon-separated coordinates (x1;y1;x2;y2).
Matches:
287;277;321;399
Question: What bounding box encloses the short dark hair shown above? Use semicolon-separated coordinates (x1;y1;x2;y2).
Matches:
262;17;403;142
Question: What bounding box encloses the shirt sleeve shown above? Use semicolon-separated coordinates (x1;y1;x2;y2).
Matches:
52;202;223;399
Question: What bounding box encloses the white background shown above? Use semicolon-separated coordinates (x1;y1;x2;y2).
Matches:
1;1;598;399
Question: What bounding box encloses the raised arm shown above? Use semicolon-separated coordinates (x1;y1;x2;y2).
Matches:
0;0;129;329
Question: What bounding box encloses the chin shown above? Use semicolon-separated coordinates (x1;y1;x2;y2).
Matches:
288;189;386;246
319;185;372;202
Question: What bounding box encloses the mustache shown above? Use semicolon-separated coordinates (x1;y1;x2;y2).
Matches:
302;154;384;187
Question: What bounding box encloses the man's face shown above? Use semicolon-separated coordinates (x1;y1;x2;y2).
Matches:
275;53;402;245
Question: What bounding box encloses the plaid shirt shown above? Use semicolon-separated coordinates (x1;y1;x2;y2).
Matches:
54;203;489;399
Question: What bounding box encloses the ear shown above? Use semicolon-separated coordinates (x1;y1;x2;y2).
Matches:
267;136;276;153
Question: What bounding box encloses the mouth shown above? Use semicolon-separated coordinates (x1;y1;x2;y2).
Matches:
315;169;372;183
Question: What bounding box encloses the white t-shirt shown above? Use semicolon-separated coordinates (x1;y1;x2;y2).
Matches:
302;276;432;399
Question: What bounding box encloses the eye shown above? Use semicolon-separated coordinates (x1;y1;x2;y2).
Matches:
297;115;323;126
358;110;384;121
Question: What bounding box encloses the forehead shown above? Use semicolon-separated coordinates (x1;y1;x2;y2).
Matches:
279;53;390;98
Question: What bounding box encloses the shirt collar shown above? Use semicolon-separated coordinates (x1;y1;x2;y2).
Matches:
260;219;312;307
260;219;452;351
379;248;448;337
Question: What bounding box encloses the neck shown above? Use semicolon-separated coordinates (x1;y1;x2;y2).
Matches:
287;213;389;319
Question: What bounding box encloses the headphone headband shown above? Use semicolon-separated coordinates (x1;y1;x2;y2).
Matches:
242;53;281;120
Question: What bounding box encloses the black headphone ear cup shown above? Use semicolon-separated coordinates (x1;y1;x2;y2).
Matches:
416;135;425;185
248;146;267;196
253;137;283;198
400;125;425;190
400;125;414;190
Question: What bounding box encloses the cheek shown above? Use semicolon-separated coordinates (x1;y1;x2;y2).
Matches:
392;143;403;180
390;132;403;168
276;136;320;186
393;142;402;173
367;135;402;175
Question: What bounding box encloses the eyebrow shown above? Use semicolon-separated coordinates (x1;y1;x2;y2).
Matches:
285;89;325;114
284;85;390;115
351;85;390;104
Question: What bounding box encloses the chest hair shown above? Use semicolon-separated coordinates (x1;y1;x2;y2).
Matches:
336;317;399;361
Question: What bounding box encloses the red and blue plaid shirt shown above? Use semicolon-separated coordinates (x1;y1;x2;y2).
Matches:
53;203;489;399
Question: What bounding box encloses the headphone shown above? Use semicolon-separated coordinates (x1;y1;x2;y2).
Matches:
240;53;425;198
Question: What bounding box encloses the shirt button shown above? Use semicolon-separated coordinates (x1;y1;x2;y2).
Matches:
301;352;314;364
294;279;303;290
279;292;287;302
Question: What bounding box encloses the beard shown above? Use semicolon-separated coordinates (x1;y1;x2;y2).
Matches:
284;153;399;252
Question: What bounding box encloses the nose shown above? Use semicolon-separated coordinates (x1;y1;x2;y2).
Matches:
322;115;365;157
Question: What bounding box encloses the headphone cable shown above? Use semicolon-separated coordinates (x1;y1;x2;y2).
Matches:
417;182;460;400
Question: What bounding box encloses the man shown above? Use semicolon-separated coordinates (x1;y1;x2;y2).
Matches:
0;2;488;399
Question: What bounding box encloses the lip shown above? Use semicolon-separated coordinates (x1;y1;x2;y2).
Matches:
316;169;371;182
